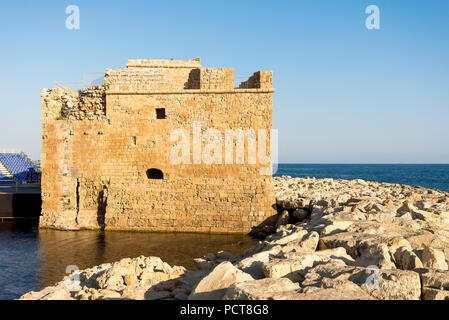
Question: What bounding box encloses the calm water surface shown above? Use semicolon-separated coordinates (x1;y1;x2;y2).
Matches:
0;221;258;300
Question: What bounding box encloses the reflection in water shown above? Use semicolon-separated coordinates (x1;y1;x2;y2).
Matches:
0;221;258;300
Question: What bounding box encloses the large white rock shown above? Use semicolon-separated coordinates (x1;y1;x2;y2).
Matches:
223;278;300;300
393;246;423;270
188;262;254;300
355;242;396;270
359;269;421;300
301;261;421;300
422;288;449;300
263;247;354;282
411;209;436;221
421;247;448;270
267;229;308;246
299;283;374;300
419;269;449;291
387;237;412;256
320;220;354;236
396;201;416;215
265;229;319;253
293;231;320;252
237;245;283;279
20;286;75;300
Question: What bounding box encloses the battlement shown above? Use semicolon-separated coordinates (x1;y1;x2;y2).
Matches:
126;57;201;68
104;58;272;93
238;71;272;89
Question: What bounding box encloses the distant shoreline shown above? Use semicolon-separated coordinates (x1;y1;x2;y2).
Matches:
274;163;449;192
277;163;449;165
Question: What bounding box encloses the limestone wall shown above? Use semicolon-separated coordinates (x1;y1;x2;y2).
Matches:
40;58;276;233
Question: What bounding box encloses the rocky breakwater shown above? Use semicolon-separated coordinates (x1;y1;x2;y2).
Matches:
21;177;449;300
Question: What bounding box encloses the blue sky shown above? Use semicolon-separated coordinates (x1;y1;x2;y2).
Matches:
0;0;448;163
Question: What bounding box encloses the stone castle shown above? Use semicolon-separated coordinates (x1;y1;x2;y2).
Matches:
40;58;275;233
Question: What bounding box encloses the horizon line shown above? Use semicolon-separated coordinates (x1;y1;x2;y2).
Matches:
277;163;449;165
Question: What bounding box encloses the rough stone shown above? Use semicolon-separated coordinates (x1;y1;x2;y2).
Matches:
393;247;423;270
223;278;299;300
188;262;254;300
421;247;448;270
355;242;396;270
262;247;354;282
237;245;283;279
419;269;449;290
422;288;449;300
20;256;186;301
320;220;354;236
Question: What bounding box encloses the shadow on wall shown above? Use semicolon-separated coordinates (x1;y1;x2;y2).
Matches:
184;69;200;89
94;170;162;231
97;188;108;231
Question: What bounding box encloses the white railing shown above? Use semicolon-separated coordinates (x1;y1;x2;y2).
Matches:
0;149;22;154
55;71;104;93
20;152;40;173
32;160;41;171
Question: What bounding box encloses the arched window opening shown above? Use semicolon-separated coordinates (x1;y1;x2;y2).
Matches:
146;168;163;180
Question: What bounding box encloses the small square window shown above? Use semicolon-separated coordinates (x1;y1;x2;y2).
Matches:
156;108;166;119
